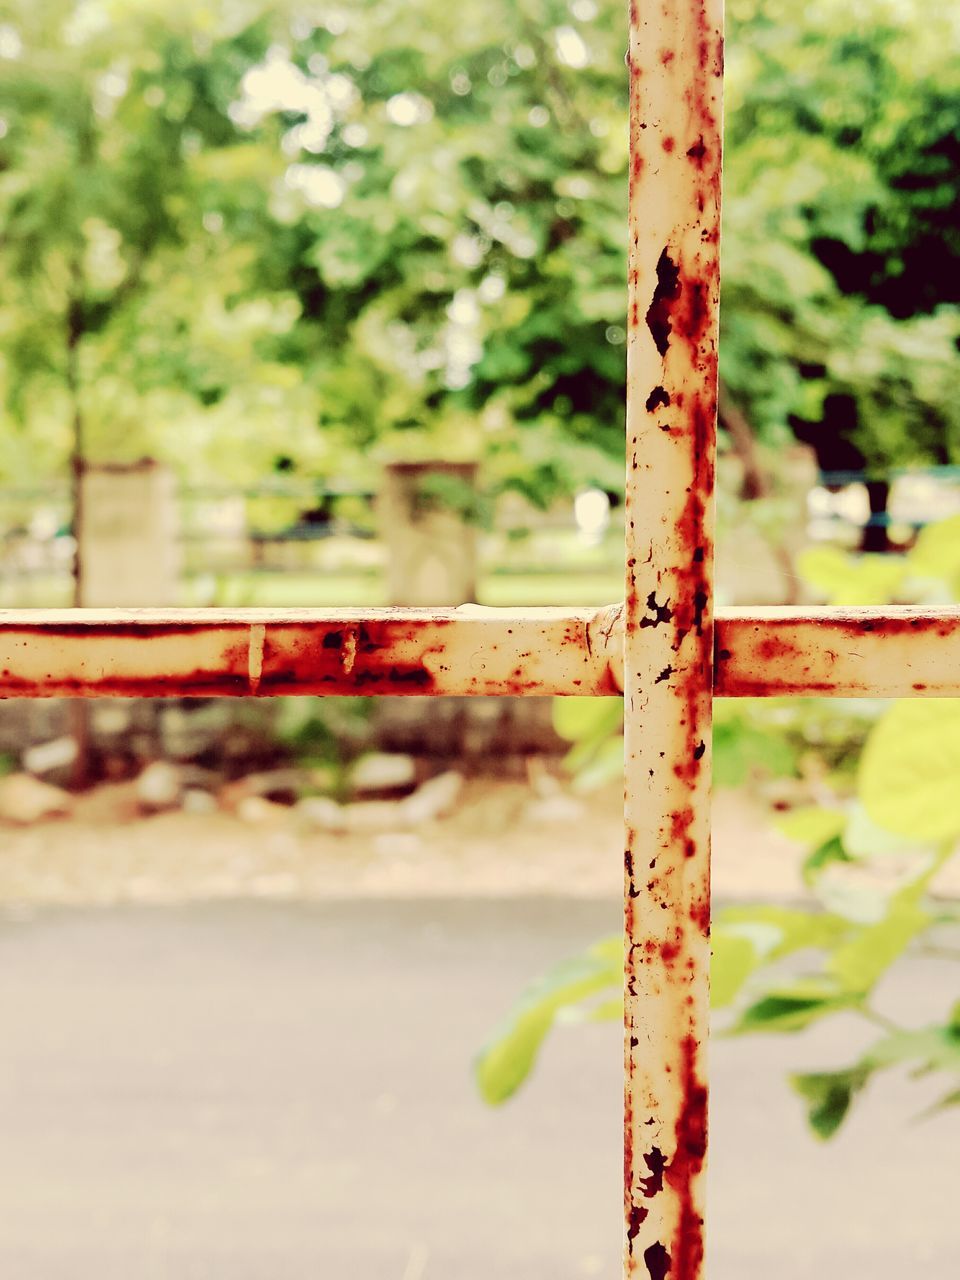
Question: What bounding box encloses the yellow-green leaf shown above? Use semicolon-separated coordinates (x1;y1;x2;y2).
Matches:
859;700;960;841
775;806;847;848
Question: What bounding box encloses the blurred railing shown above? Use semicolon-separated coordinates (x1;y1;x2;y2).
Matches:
0;480;624;607
809;466;960;545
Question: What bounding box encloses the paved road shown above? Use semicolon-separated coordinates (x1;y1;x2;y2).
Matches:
0;900;955;1278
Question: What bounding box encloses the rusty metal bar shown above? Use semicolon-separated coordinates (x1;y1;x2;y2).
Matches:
623;1;723;1277
714;606;960;698
0;606;622;699
4;605;960;700
608;605;960;699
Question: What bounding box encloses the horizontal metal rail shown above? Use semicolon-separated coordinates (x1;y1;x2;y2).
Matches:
0;606;622;699
714;606;960;697
1;604;958;699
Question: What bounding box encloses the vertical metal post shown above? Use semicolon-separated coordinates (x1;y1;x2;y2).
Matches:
623;3;723;1278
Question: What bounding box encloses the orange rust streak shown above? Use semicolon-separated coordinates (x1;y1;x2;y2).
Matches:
714;606;960;698
0;607;621;699
3;605;958;701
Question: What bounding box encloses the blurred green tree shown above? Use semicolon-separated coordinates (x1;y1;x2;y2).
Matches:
0;0;314;494
724;0;960;543
0;0;957;511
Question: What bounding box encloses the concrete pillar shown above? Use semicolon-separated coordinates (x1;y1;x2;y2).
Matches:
378;461;475;755
375;461;560;761
379;461;478;606
78;460;180;607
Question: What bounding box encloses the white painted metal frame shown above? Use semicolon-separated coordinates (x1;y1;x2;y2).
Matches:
622;3;721;1274
0;4;949;1277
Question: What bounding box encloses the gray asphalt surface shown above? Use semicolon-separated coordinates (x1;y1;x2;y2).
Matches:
0;900;956;1278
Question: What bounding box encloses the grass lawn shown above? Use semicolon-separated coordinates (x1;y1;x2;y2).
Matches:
182;569;622;608
2;568;623;610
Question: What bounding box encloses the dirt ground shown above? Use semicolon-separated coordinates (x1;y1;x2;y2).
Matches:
0;777;788;905
5;775;956;907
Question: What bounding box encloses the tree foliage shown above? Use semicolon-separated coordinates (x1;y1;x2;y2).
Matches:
1;0;958;495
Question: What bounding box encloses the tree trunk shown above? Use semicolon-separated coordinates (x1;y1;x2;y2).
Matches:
65;283;92;787
717;381;800;604
717;380;769;500
861;479;892;554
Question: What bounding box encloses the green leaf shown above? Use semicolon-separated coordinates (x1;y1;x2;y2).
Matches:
791;1066;872;1139
843;801;928;859
711;931;760;1008
553;695;624;790
474;935;621;1105
552;696;623;744
801;835;853;888
577;286;626;323
791;1015;960;1138
570;734;624;792
796;547;907;606
907;514;960;581
866;1024;960;1075
713;719;797;788
775;806;847;848
733;983;856;1034
718;904;851;958
828;898;930;993
560;996;623;1024
919;1087;960;1118
859;701;960;842
712;722;752;788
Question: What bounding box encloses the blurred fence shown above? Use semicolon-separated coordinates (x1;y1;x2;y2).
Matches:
0;479;624;609
8;466;960;612
809;467;960;545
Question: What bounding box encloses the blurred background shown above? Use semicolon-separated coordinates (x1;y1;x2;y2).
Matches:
0;1;958;1277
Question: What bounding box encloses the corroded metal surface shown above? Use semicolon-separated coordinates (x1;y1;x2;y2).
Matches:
715;607;960;697
623;1;723;1277
0;606;621;699
4;604;959;701
598;604;960;699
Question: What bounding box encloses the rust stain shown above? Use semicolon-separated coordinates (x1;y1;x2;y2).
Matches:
0;609;624;700
660;936;682;965
639;1147;668;1198
640;593;674;629
837;615;954;638
645;248;682;357
0;671;251;698
689;897;710;936
686;136;707;165
644;1242;672;1280
665;1035;708;1278
625;848;641;899
710;608;960;697
0;621;206;639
